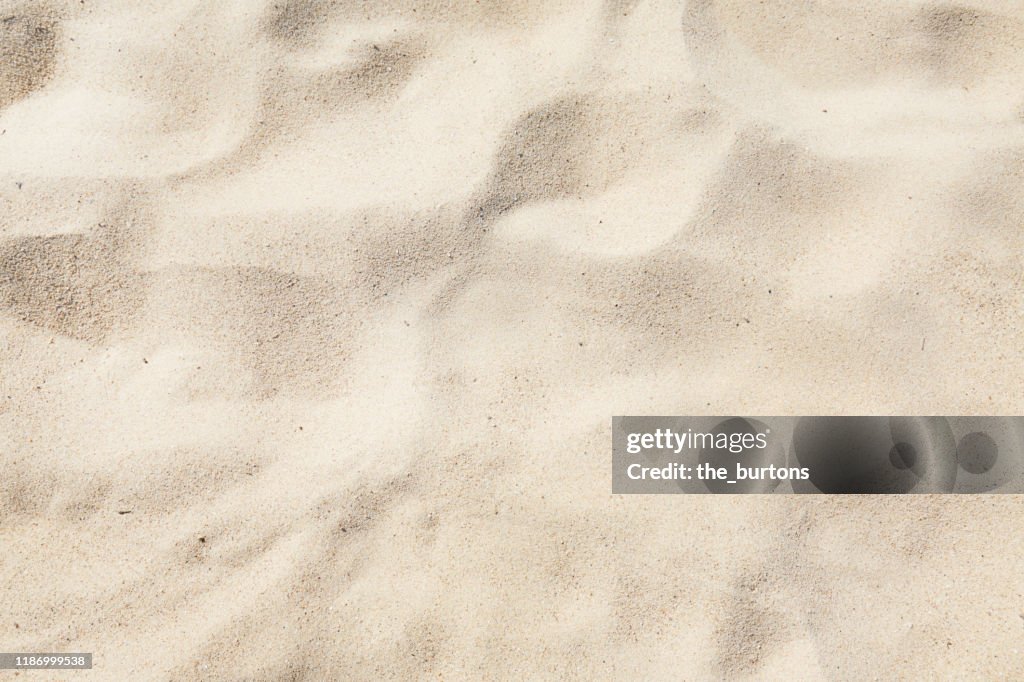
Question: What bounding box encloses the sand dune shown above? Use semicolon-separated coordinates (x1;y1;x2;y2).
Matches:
2;0;1024;679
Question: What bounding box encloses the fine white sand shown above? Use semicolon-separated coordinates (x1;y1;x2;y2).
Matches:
2;1;1024;679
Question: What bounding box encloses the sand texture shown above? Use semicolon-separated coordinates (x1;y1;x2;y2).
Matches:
2;0;1024;679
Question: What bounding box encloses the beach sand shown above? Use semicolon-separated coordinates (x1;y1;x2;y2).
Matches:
2;0;1024;678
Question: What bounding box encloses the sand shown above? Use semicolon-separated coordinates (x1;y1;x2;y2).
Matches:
2;0;1023;679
